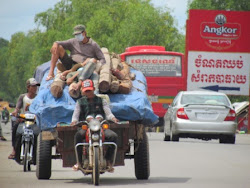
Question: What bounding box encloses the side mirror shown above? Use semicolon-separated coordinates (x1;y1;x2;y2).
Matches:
9;103;16;108
162;103;169;109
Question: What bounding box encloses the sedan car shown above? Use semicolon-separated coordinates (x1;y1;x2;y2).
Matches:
163;90;237;144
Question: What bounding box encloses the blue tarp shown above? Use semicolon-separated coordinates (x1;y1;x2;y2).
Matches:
29;66;158;130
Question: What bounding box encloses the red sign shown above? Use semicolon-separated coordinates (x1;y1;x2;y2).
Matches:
186;10;250;131
188;10;250;52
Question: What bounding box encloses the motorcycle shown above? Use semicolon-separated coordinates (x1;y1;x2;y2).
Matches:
11;112;39;172
74;115;117;185
1;112;9;124
1;116;9;124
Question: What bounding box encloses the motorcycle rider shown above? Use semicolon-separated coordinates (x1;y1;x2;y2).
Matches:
2;107;9;124
71;79;118;172
0;109;7;141
8;78;40;162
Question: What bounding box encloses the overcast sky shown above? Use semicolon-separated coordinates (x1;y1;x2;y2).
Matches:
0;0;188;41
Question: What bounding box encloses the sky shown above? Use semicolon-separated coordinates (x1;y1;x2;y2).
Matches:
0;0;188;41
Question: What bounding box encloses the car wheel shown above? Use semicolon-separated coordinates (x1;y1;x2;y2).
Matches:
172;134;179;142
164;133;170;141
225;135;235;144
170;125;179;142
219;135;235;144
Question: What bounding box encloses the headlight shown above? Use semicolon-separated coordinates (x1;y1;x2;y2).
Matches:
92;133;99;141
89;119;101;132
24;113;36;120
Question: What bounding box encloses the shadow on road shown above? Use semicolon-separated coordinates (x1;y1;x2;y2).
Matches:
55;176;191;186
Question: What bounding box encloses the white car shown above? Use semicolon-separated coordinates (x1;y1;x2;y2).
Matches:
163;90;237;144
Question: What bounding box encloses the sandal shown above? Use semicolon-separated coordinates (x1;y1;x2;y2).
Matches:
72;164;79;171
106;161;114;173
46;75;54;81
8;153;15;159
0;136;7;141
107;166;114;173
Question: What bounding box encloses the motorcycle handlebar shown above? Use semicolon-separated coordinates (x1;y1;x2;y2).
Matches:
74;119;109;127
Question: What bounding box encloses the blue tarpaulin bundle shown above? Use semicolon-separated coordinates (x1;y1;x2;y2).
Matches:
30;64;158;130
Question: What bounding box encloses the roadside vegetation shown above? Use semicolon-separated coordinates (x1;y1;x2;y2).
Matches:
0;0;248;102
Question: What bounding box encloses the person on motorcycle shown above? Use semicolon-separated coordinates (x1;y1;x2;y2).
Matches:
46;24;106;91
0;109;7;141
71;79;119;172
2;107;9;124
8;78;40;161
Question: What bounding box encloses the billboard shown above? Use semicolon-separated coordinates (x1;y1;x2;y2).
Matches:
186;10;250;95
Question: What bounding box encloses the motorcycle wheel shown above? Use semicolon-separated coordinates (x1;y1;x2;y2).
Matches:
92;146;100;185
28;161;31;171
23;142;29;172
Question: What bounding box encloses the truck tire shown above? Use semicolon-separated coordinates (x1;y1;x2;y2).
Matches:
134;130;150;180
36;133;52;179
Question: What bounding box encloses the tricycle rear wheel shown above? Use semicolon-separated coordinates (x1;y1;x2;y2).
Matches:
36;133;52;179
134;129;150;180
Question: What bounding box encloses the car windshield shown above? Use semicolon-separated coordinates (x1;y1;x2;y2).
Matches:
181;94;230;106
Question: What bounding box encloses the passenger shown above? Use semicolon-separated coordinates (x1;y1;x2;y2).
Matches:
46;24;105;94
71;79;118;172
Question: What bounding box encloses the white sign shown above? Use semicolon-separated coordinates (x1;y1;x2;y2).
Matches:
187;51;250;95
126;55;182;77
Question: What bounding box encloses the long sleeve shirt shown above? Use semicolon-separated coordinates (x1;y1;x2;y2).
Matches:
71;98;115;122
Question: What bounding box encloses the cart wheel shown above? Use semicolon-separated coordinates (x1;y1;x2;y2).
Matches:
134;129;150;180
36;133;52;179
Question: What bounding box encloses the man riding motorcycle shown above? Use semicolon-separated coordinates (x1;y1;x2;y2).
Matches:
71;79;119;172
8;78;40;162
1;107;9;124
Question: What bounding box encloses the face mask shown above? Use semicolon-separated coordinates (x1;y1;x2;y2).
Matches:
75;33;84;41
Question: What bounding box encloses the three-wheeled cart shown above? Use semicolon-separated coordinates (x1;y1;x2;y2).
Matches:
36;121;150;180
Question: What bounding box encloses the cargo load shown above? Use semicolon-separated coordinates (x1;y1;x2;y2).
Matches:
30;62;158;130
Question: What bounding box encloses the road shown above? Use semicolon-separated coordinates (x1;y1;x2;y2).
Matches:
0;122;250;188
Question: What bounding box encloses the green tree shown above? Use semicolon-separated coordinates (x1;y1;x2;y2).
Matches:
0;38;9;100
188;0;250;11
5;32;35;100
0;0;185;101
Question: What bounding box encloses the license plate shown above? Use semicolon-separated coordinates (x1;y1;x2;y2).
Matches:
196;113;217;119
148;95;158;102
24;129;33;135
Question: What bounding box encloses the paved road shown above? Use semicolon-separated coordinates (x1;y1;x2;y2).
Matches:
0;122;250;188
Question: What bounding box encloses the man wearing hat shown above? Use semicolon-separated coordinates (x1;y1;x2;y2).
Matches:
46;24;105;90
71;79;118;172
8;78;40;161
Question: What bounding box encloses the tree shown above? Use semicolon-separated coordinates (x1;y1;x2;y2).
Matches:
0;0;185;101
188;0;250;11
5;32;35;99
0;38;9;100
